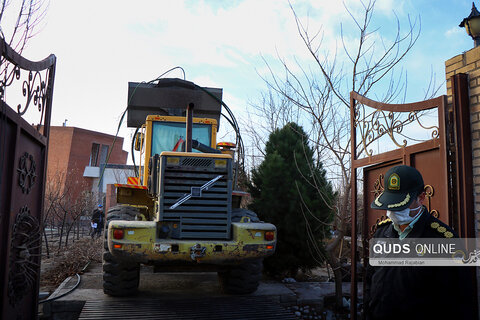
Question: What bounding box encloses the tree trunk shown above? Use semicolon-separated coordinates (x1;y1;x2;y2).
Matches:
326;187;350;310
43;228;50;258
65;223;70;247
65;215;81;246
326;228;345;309
58;213;66;253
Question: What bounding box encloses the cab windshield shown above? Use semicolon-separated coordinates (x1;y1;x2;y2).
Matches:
151;121;212;155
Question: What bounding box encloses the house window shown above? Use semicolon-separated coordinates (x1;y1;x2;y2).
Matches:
99;145;109;165
89;143;100;166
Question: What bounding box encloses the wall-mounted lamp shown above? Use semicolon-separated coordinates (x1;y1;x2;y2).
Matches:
460;2;480;47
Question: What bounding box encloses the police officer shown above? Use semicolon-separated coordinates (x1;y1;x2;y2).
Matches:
365;165;476;320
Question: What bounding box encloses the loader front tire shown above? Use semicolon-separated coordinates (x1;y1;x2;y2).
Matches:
218;259;263;294
103;205;140;296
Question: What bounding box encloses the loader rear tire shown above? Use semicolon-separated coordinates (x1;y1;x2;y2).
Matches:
231;208;260;223
218;259;263;294
103;205;140;296
103;205;139;250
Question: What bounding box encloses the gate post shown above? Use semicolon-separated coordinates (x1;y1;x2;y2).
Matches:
451;73;476;238
350;94;358;319
445;47;480;317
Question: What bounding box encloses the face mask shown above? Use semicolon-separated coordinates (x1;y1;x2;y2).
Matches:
387;206;422;225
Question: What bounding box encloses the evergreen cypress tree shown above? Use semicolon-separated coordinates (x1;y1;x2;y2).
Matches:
248;122;334;277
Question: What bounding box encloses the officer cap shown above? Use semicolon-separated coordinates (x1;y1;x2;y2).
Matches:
370;165;424;211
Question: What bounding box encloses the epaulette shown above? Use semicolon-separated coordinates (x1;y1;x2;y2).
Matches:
377;218;392;226
430;221;454;238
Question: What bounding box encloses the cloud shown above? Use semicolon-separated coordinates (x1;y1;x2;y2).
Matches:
191;75;222;88
445;26;464;38
15;0;410;156
123;1;306;65
373;0;403;16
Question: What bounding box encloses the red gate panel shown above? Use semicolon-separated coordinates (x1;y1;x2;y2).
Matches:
0;40;56;320
349;92;448;319
363;146;449;240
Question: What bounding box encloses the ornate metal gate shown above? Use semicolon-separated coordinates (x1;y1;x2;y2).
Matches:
349;74;477;319
0;39;56;319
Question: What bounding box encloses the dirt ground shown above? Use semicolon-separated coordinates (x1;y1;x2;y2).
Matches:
296;267;332;282
40;235;102;294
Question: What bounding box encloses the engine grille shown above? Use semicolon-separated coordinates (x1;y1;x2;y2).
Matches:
159;155;232;239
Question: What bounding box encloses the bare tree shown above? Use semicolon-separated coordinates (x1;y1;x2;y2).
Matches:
111;167;135;184
247;0;443;309
0;0;48;54
44;167;97;254
0;0;49;129
43;170;67;258
243;88;301;161
61;189;95;247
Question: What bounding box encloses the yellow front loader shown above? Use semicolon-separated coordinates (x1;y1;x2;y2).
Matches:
103;78;276;296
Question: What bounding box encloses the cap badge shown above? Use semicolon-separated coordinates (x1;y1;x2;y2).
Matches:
387;173;400;190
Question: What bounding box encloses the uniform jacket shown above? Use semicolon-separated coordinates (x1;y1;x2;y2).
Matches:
364;208;477;320
92;209;104;227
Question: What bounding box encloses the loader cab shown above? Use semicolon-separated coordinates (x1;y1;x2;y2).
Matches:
142;115;218;184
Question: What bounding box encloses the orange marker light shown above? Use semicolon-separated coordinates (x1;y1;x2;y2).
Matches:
113;244;122;249
266;245;274;250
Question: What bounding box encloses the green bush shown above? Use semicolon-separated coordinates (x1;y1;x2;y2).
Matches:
248;123;334;277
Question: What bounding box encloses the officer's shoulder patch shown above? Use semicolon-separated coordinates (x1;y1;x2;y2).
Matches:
429;220;454;238
377;218;392;227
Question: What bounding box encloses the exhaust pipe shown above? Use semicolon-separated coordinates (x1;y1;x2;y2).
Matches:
186;102;194;152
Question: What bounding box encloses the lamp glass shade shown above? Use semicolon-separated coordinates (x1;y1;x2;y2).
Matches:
466;16;480;38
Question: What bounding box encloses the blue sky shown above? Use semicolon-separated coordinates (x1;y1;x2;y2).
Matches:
10;0;477;161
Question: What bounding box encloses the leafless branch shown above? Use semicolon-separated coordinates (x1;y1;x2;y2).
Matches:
246;0;427;307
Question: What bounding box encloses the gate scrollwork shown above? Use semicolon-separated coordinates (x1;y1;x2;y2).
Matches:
17;152;36;194
354;96;441;158
7;206;41;306
18;70;49;118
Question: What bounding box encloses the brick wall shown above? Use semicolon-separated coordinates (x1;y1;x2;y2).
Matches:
445;46;480;317
47;127;74;194
445;46;480;236
46;126;128;205
105;184;117;213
